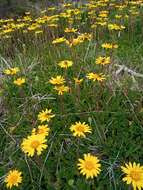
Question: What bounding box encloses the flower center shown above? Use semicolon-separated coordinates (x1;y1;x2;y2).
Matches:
85;161;94;170
31;140;40;149
10;175;18;183
64;61;68;65
130;170;141;181
76;125;84;132
43;113;48;119
101;58;105;63
38;129;44;134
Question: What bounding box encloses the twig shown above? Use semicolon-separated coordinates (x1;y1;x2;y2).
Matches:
115;64;143;78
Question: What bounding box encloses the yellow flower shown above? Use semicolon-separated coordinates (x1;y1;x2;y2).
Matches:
48;24;58;28
49;75;65;85
97;21;107;26
4;169;22;189
38;108;55;123
70;122;92;137
48;7;56;11
115;14;122;19
21;134;47;157
4;69;11;75
54;85;69;95
58;60;73;69
64;28;77;33
66;33;91;47
74;78;83;85
9;67;20;75
121;162;143;190
32;124;50;137
66;38;83;47
96;56;111;65
62;3;72;8
77;153;101;179
98;13;108;18
4;67;20;75
101;43;118;49
78;33;92;41
52;37;66;44
3;28;14;34
13;77;26;86
108;23;125;30
35;30;43;34
86;73;106;82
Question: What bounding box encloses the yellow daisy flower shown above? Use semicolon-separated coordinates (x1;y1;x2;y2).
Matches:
54;85;70;95
13;77;25;86
96;56;111;65
74;78;83;85
65;33;91;47
86;72;106;82
77;153;101;179
58;60;73;69
4;169;22;189
121;162;143;190
64;28;77;33
70;121;92;137
108;23;125;30
101;43;118;49
4;69;11;75
49;75;65;85
32;124;50;137
38;108;55;123
4;67;20;75
52;37;66;44
21;134;47;157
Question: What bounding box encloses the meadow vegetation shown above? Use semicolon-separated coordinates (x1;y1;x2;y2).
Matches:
0;0;143;189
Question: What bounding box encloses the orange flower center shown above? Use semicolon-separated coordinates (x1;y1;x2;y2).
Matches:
42;113;48;119
85;161;94;170
64;61;68;65
9;175;18;183
31;140;40;149
101;58;105;63
130;170;141;181
76;125;85;132
38;129;44;134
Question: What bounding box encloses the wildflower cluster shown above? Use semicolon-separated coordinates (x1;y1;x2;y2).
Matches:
21;109;54;157
49;75;70;95
4;67;26;86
